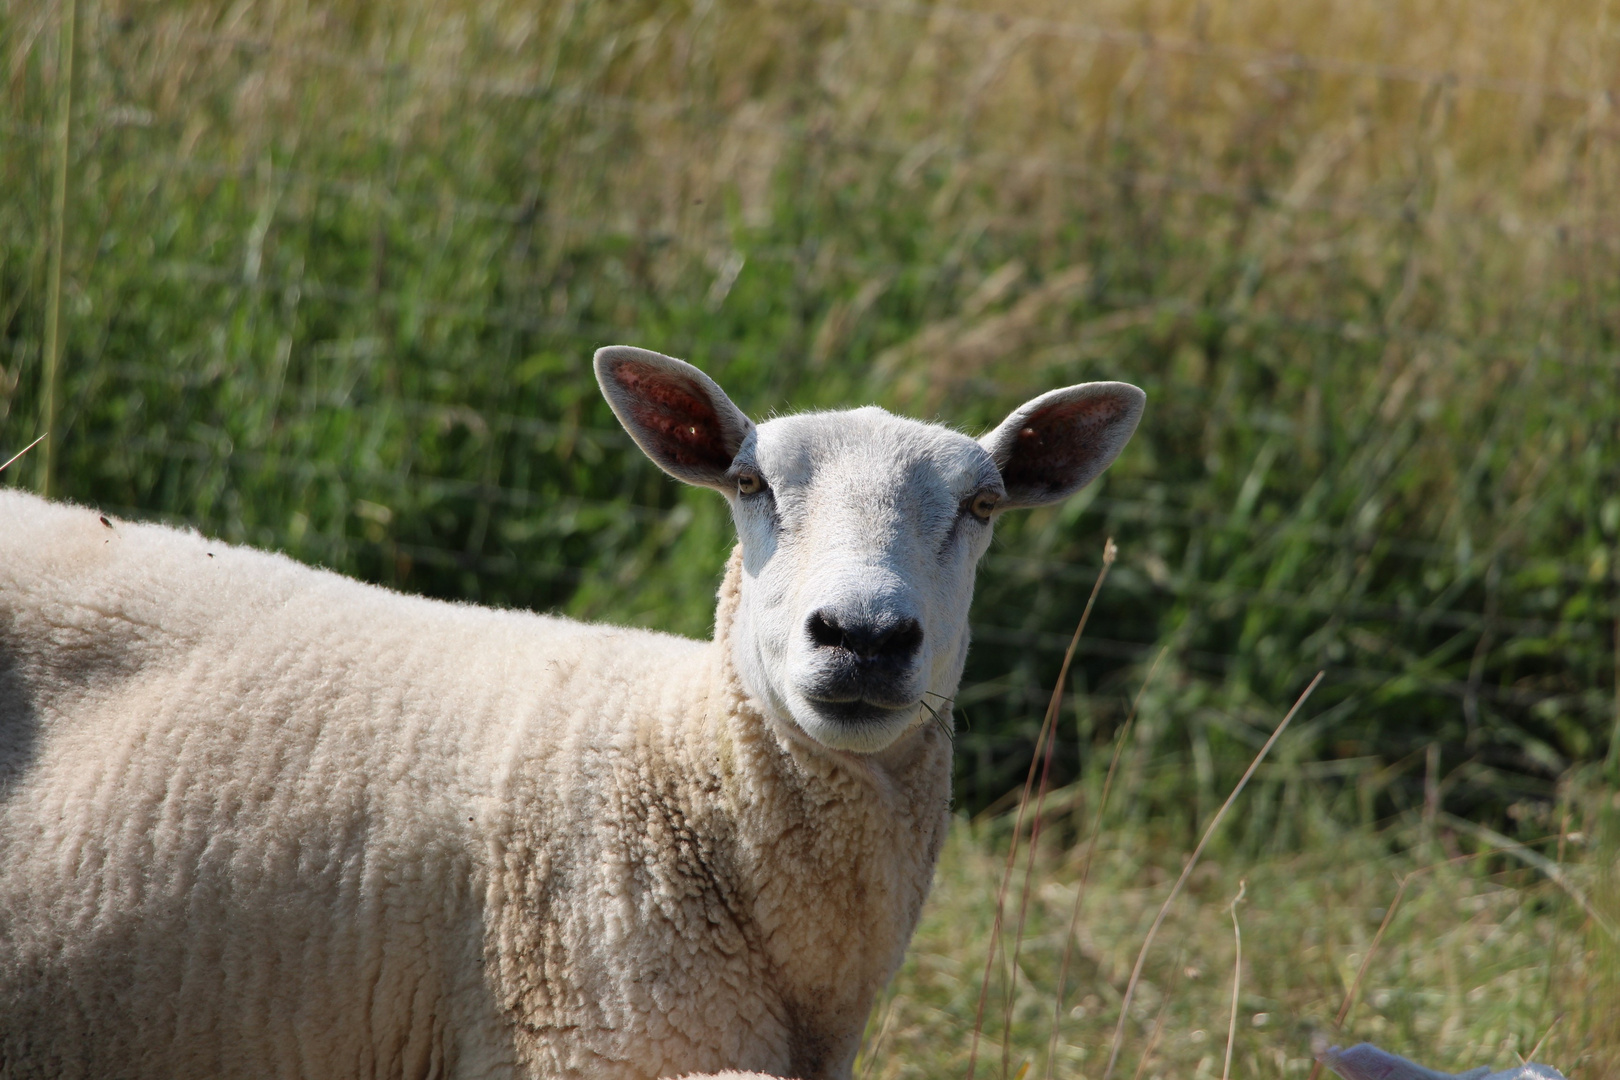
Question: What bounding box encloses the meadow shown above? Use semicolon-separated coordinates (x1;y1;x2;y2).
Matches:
3;0;1618;1073
866;784;1618;1078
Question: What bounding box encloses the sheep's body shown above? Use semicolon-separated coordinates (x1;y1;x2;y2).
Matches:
0;491;949;1079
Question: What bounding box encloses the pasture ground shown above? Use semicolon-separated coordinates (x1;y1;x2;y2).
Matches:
864;779;1619;1079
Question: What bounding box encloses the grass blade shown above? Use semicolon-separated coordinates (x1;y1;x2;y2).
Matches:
1101;670;1325;1080
968;538;1116;1080
0;433;49;476
1044;645;1170;1080
1223;879;1247;1080
1303;870;1416;1080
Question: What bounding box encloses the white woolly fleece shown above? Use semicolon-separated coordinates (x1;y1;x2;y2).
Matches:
0;490;952;1080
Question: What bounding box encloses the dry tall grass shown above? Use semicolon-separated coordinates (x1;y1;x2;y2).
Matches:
17;0;1619;300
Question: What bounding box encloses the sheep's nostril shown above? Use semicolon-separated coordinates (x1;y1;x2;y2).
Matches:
877;618;924;661
806;611;923;662
807;610;845;650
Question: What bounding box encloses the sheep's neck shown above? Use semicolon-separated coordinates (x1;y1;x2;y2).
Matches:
696;547;954;1078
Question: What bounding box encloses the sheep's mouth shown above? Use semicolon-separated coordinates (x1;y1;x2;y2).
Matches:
798;662;920;711
801;696;917;726
789;692;922;753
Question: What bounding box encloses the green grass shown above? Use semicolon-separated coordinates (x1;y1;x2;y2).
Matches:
2;0;1617;814
861;773;1620;1078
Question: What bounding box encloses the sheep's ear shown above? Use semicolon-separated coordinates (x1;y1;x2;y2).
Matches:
595;346;754;489
980;382;1146;509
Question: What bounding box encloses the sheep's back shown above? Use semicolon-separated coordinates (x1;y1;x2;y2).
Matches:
0;490;710;1079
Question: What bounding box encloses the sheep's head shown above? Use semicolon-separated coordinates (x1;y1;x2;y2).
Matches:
596;347;1145;755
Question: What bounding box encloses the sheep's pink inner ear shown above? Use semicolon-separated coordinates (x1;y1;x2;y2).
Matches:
1002;397;1122;495
596;347;754;487
985;382;1145;507
614;364;735;474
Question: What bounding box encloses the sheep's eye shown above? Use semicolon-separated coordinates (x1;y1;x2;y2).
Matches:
968;491;1000;521
736;470;766;496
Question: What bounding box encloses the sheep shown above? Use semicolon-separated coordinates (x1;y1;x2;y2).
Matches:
0;345;1145;1080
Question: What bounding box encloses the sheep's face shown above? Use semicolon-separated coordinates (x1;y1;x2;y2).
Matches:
724;409;999;753
596;347;1145;755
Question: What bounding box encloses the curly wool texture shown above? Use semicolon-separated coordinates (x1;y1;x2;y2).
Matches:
0;490;953;1080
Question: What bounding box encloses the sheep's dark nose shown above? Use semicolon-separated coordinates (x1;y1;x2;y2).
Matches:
806;610;923;663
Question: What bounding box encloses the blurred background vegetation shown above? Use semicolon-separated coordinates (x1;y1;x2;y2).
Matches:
3;0;1619;828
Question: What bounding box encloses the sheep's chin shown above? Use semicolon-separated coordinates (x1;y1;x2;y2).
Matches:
788;697;919;754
